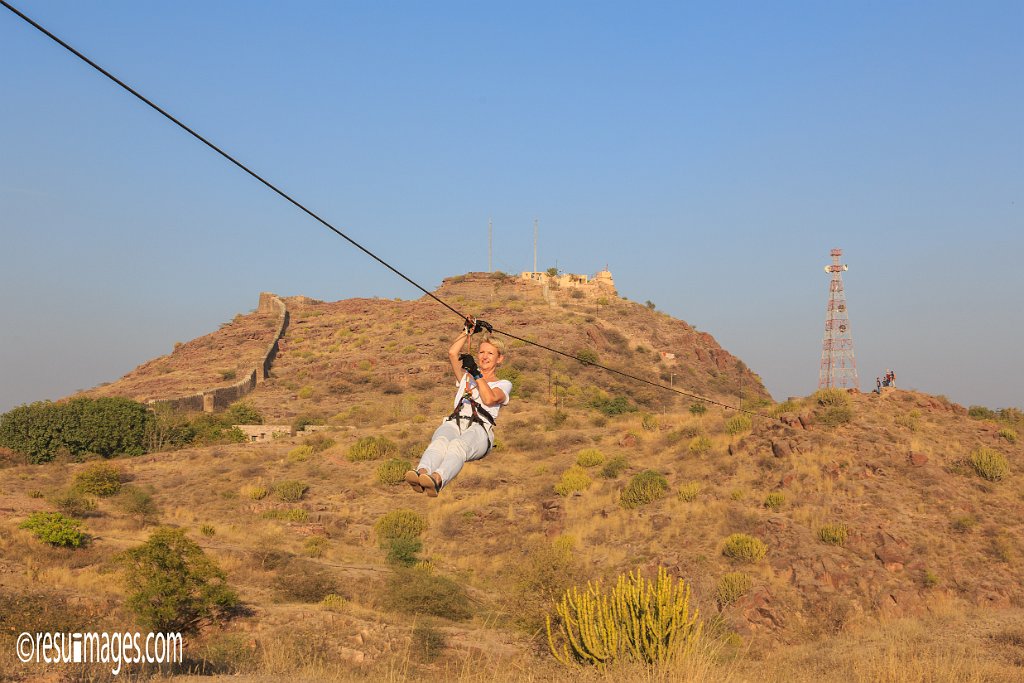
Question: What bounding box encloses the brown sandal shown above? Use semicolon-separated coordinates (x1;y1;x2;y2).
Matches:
404;470;424;493
418;472;442;497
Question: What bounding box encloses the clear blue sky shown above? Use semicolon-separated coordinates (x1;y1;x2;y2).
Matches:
2;1;1021;413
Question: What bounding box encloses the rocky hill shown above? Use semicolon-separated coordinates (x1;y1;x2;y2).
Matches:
1;273;1022;681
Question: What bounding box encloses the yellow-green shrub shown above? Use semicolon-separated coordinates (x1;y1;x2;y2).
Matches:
814;388;850;407
73;462;122;497
242;483;269;500
725;415;752;435
677;482;701;502
375;509;426;547
546;566;702;668
261;508;308;522
687;435;712;454
763;492;785;511
998;428;1018;444
348;436;397;462
576;448;605;468
716;572;752;607
969;447;1009;481
722;534;767;563
287;445;313;463
555;466;593;496
377;458;412;485
620;470;668;509
275;480;308;502
818;523;849;546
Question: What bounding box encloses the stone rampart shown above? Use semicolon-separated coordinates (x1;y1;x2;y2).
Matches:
149;293;288;413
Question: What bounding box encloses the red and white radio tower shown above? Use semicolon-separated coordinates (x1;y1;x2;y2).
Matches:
818;248;860;390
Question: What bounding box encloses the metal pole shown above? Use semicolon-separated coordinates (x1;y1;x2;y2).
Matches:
533;218;538;274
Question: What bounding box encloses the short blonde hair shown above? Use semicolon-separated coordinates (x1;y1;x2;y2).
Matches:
477;334;507;357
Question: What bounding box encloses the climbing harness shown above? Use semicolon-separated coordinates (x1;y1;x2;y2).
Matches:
445;374;498;455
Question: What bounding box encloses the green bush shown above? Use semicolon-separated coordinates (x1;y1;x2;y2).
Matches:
287;445;314;463
763;492;785;511
291;414;325;432
724;415;752;435
303;433;336;453
969;447;1009;481
375;509;426;546
242;483;269;500
73;462;123;497
303;536;327;557
382;567;471;620
275;480;308;502
118;528;238;633
640;414;659;432
19;512;87;547
261;508;308;522
998;428;1018;444
588;394;636;417
188;413;246;445
814;388;850;407
51;490;97;517
688;435;712;454
224;401;263;425
600;455;629;479
677;482;701;502
817;523;849;546
817;405;853;427
688;403;708;417
555;466;593;496
377;458;412;485
0;397;150;463
496;366;522;394
620;470;668;509
576;349;599;365
411;622;447;663
385;537;423;567
722;534;767;563
576;448;605;468
968;405;996;420
716;572;753;607
952;515;978;533
348;436;397;462
116;485;160;526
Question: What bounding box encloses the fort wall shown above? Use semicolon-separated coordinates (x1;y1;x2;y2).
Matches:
149;293;289;413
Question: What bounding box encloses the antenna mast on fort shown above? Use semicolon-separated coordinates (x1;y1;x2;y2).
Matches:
819;248;860;390
533;218;538;274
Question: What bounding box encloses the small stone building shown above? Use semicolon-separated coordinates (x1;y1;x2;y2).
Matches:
235;425;294;442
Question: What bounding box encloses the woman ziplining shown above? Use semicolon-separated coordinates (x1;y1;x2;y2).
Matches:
405;317;512;497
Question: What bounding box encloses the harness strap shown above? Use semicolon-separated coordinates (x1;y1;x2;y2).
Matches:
446;392;496;454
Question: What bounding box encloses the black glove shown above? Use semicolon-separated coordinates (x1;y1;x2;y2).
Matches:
473;319;493;334
459;353;483;379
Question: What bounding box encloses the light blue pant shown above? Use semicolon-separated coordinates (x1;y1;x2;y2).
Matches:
417;419;491;488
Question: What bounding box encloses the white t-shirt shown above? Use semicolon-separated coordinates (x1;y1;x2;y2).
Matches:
452;373;512;425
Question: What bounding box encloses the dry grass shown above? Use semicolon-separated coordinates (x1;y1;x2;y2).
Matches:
3;279;1023;680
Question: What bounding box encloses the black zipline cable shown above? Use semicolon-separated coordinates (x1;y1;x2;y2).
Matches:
0;0;465;321
2;1;778;422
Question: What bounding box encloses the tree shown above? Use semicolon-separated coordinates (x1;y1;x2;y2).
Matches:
118;527;239;633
